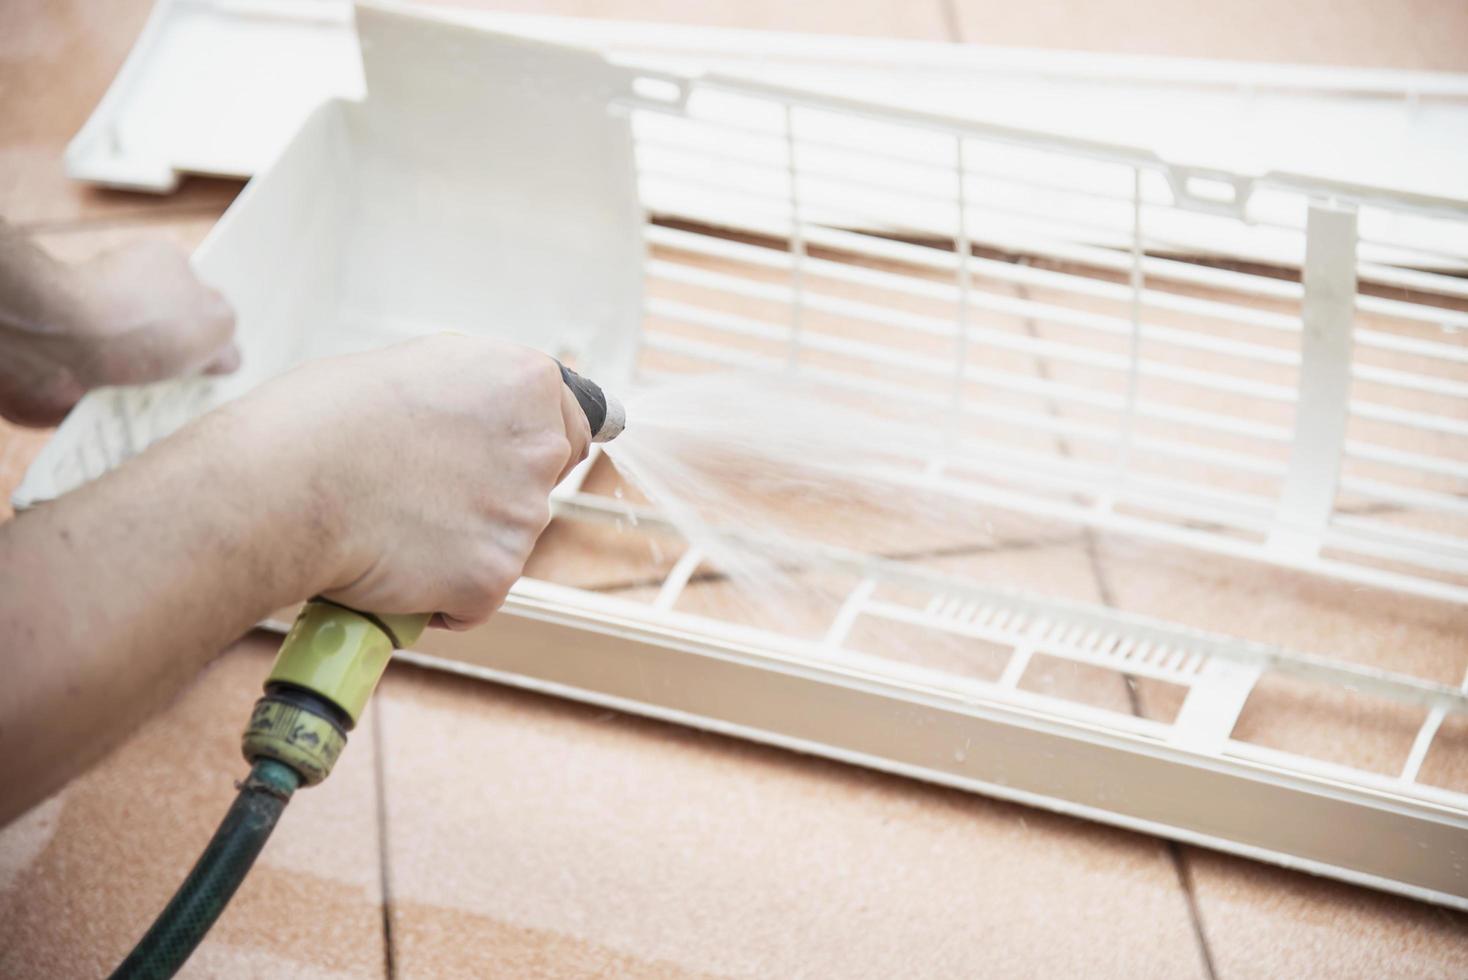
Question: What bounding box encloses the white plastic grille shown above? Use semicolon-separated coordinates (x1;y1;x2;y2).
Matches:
530;72;1468;823
620;74;1468;606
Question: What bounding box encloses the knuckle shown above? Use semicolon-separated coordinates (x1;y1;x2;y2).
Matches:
470;551;521;602
512;351;562;398
466;558;497;595
526;433;571;478
514;499;552;536
487;564;520;601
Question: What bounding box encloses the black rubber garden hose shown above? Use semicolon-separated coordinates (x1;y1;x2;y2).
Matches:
108;758;300;980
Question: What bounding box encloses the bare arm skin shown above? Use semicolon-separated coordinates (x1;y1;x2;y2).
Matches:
0;403;332;826
0;224;591;826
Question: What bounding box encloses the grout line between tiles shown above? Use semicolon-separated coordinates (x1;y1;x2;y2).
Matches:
1030;276;1221;979
1080;455;1222;980
371;694;398;980
1082;529;1119;613
1169;843;1221;980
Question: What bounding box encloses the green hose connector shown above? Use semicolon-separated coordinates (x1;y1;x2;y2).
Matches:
265;602;428;725
242;602;428;783
108;759;300;980
114;603;420;980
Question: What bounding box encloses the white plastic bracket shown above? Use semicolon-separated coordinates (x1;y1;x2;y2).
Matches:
620;70;692;113
1171;659;1263;754
1269;202;1359;560
1163;165;1255;219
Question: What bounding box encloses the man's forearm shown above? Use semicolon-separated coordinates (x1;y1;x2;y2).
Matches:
0;404;335;825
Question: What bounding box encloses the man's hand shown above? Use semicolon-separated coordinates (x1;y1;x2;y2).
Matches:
1;333;593;824
0;230;238;427
228;334;592;628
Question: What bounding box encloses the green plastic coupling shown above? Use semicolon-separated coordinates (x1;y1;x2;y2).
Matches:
267;602;426;724
241;602;428;785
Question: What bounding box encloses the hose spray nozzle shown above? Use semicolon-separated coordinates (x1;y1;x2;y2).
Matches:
558;362;625;443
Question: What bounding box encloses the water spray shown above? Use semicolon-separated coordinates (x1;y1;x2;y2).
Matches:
110;364;625;980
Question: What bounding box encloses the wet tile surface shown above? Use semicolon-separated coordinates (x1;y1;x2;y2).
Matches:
377;662;1209;980
1091;534;1468;684
1183;848;1468;978
0;634;387;979
1090;532;1468;778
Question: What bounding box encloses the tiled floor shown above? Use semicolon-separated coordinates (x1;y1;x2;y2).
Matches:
375;664;1210;979
3;1;1467;978
944;0;1468;69
0;637;388;979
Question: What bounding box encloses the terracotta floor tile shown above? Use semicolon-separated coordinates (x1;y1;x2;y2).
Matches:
528;455;689;591
528;513;685;592
0;634;387;978
1092;533;1468;683
1182;847;1468;979
947;0;1468;69
0;0;244;226
662;566;862;641
1089;530;1467;777
1230;673;1429;777
1417;710;1468;795
435;0;952;39
376;662;1209;979
0;144;242;228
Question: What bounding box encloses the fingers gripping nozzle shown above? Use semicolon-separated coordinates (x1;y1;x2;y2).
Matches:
246;365;625;785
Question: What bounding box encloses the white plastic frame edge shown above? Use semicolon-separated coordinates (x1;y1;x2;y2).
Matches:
262;582;1468;910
